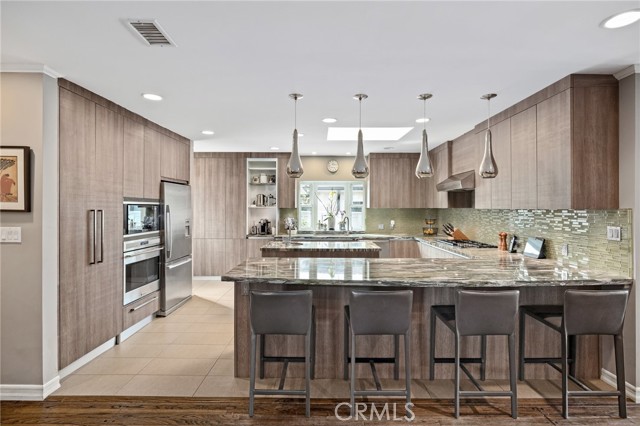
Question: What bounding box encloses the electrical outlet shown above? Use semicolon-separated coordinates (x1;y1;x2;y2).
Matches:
0;227;22;243
561;244;569;256
390;220;396;230
607;226;621;241
378;223;385;230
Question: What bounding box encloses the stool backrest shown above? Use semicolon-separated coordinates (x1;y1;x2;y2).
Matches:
349;290;413;335
250;290;312;335
564;289;630;336
455;289;520;336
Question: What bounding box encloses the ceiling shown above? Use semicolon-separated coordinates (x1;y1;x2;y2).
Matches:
2;1;639;155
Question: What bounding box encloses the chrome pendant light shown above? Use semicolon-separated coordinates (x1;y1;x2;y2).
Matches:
286;93;304;178
415;93;434;178
352;93;369;179
479;93;498;179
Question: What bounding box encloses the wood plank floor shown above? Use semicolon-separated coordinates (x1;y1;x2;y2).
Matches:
1;397;637;425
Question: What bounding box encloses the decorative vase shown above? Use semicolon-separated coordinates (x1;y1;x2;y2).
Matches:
327;216;336;230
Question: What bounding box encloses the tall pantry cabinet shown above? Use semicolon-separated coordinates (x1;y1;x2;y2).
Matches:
58;88;123;369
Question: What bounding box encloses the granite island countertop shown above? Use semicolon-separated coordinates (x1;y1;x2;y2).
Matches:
260;240;381;252
221;256;632;288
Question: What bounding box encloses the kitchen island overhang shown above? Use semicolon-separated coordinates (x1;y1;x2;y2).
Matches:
222;256;632;380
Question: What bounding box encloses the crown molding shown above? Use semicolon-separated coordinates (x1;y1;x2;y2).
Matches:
0;63;63;79
614;64;640;80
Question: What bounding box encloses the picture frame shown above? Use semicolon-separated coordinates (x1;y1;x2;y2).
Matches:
0;146;31;212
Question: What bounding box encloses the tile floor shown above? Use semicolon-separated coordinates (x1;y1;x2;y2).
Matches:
54;279;615;398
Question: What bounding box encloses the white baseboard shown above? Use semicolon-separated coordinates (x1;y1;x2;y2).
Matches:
601;368;640;403
0;376;60;401
58;338;116;379
117;314;154;343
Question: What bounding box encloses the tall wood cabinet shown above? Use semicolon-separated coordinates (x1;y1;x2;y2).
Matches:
369;153;431;208
59;89;123;369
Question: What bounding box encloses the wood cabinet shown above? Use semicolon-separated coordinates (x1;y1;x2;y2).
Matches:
489;119;511;209
369;153;430;208
450;132;475;175
510;106;537;209
123;118;145;198
59;89;123;369
123;291;160;331
275;153;296;208
389;240;421;258
160;135;191;183
429;142;451;208
143;128;162;199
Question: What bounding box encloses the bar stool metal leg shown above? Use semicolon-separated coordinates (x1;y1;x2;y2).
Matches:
249;333;257;417
394;334;400;380
614;333;627;418
343;307;349;380
305;329;311;417
350;330;356;417
429;306;436;380
454;334;461;418
508;333;518;419
518;308;526;381
480;335;487;381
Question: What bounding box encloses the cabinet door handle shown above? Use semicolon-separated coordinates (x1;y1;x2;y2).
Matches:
97;209;105;264
129;296;158;312
89;209;96;265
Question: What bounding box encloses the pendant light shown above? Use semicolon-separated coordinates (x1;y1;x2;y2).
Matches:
352;93;369;179
479;93;498;179
286;93;304;178
415;93;434;178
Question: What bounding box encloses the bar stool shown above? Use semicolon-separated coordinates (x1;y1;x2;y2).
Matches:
344;290;413;417
561;289;630;419
430;306;487;381
431;290;520;418
518;305;576;380
249;290;314;417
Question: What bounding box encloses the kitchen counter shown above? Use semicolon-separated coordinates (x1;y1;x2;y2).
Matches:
260;240;381;258
224;257;631;381
222;256;631;287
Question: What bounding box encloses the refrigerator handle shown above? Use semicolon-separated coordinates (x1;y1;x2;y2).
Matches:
185;219;191;238
165;205;172;259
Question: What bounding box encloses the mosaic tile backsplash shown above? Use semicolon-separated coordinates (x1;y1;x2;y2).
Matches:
437;209;633;277
279;207;633;277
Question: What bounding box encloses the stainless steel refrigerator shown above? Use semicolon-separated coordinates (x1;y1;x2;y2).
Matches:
158;181;192;316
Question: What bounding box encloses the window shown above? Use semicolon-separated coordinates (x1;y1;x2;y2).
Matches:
297;181;366;231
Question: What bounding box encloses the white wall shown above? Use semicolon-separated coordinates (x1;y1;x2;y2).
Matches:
0;72;59;399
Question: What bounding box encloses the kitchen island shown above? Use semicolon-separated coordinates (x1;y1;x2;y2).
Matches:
222;255;632;380
260;240;381;258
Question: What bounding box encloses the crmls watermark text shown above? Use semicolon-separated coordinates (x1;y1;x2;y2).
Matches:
334;402;415;421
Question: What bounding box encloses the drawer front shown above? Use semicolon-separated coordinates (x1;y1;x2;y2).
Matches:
123;290;160;330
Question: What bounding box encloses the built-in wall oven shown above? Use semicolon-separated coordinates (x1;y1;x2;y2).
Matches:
124;236;163;305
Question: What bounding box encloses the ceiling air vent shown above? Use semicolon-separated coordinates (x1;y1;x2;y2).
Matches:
127;20;176;47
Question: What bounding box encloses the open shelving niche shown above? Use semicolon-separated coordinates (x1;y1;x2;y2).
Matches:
246;158;279;236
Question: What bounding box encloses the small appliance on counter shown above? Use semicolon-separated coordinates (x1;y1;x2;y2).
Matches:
258;218;272;235
523;237;545;259
423;218;438;236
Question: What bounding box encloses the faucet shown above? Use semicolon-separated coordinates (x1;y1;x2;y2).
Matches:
341;217;350;234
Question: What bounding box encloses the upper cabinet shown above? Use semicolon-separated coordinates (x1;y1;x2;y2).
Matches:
429;142;451;208
450;74;619;210
369;153;430;208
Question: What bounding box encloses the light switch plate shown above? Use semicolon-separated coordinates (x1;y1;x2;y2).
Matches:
0;227;22;243
607;226;621;241
561;244;569;256
378;224;385;230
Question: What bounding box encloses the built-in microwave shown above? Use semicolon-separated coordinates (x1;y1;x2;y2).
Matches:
124;200;161;237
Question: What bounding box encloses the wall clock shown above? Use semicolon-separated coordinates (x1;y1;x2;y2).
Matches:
327;160;339;173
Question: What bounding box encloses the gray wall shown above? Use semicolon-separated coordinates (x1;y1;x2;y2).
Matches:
605;71;639;389
0;72;58;388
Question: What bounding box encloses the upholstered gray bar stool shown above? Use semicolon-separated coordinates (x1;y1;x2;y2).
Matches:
249;290;314;417
518;305;577;380
344;290;413;417
432;290;520;418
561;289;630;419
429;306;487;381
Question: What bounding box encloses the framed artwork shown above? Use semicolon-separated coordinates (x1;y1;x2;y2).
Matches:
0;146;31;212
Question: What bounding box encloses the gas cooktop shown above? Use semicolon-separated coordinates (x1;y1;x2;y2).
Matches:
436;239;498;249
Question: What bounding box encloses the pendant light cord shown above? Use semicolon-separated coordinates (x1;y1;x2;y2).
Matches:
487;98;491;129
423;99;426;131
294;96;297;129
359;97;362;129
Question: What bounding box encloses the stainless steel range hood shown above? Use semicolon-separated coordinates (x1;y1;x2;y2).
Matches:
436;170;475;192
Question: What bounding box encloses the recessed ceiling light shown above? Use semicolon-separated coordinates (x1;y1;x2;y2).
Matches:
383;146;395;150
327;127;413;141
270;146;280;150
322;118;337;123
346;152;352;155
311;151;317;155
142;93;162;101
415;118;430;123
201;130;214;135
602;9;640;28
298;133;304;137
